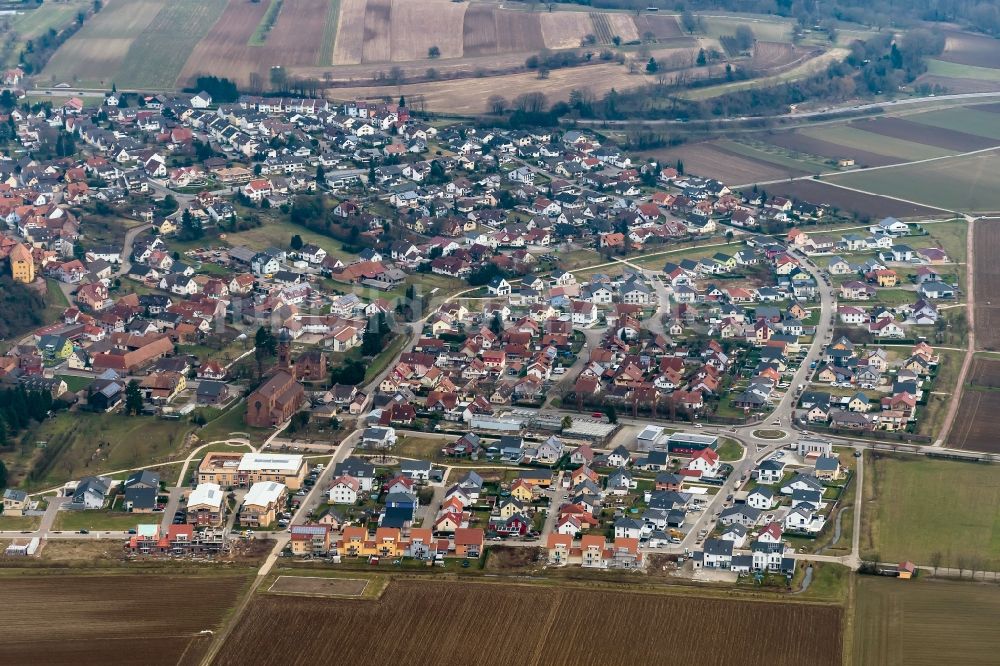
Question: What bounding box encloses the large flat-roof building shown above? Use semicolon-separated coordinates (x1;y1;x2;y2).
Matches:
187;483;226;526
197;452;306;490
240;481;287;527
667;432;719;454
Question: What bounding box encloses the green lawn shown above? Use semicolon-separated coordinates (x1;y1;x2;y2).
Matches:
223;219;356;264
195;400;272;446
854;577;1000;666
56;375;94;393
919;218;967;264
365;332;409;384
716;438;744;462
249;0;283;45
917;348;964;437
0;514;41;531
827;149;1000;214
861;453;1000;569
53;510;146;532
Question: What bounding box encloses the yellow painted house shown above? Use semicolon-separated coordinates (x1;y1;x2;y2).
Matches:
510;479;534;502
9;242;34;283
155;218;177;235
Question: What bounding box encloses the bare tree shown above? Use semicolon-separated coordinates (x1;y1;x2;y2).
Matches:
929;551;942;575
486;95;507;115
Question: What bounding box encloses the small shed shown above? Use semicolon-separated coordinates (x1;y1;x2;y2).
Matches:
897;560;916;579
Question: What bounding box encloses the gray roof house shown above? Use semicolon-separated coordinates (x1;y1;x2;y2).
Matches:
123;470;160;512
71;476;112;510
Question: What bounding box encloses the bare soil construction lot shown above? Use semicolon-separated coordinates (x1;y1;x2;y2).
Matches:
759;179;945;219
216;580;842;666
0;573;248;666
268;575;368;597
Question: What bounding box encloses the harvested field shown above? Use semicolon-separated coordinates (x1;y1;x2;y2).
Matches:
388;0;466;61
494;9;545;53
938;30;1000;69
854;577;1000;666
268;575;368;597
44;0;166;85
216;580;842;666
333;0;367;64
589;12;614;44
643;141;795;184
759;180;946;219
950;390;1000;453
177;0;331;87
462;4;498;56
0;574;248;666
361;0;391;63
763;131;899;167
633;14;683;40
750;41;797;69
849;116;994;152
329;61;635;114
974;222;1000;351
827;149;1000;214
540;12;593;50
605;13;639;43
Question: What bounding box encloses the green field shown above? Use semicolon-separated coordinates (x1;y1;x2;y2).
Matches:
716;438;744;462
861;454;1000;569
916;349;964;437
17;412;194;491
53;510;147;532
798;125;953;162
194;400;272;447
114;0;228;89
55;374;94;393
920;218;967;264
249;0;283;46
853;576;1000;665
318;0;340;65
717;139;828;175
700;15;792;42
925;58;1000;82
0;514;41;531
1;0;91;68
224;220;356;264
909;106;1000;143
827;150;1000;213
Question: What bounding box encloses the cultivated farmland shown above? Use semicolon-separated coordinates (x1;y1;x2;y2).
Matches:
753;179;945;219
973;221;1000;350
861;453;1000;568
633;14;684;40
798;124;953;162
643;141;799;185
848;116;994;152
938;30;1000;70
539;12;592;50
827;149;1000;214
762;131;899;167
853;577;1000;666
950;358;1000;452
177;0;334;87
0;574;248;666
216;580;842;666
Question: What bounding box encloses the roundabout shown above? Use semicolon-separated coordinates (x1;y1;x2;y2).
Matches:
752;429;788;440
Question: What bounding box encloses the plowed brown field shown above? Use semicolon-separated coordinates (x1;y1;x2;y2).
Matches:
0;574;248;666
214;580;842;666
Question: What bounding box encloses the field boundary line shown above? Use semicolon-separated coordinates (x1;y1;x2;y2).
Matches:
937;215;976;446
267;575;369;597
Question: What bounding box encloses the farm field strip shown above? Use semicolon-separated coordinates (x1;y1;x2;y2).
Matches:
754;179;946;219
798;124;954;162
539;12;593;50
938;30;1000;69
826;148;1000;214
248;0;284;45
115;0;229;89
853;577;1000;666
632;14;683;40
906;106;1000;142
387;0;467;62
42;0;167;86
925;58;1000;83
701;15;792;42
719;138;828;176
0;574;249;666
318;0;341;66
972;222;1000;351
361;0;391;63
333;0;367;64
861;454;1000;568
268;575;369;597
641;141;795;185
849;116;997;152
215;580;842;665
761;131;899;167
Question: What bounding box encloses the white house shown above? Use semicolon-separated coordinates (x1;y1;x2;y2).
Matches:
746;486;775;510
329;475;360;504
